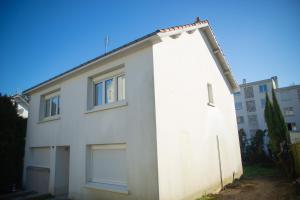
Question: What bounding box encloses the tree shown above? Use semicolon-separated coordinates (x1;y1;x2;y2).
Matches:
0;94;27;193
264;93;280;154
264;89;294;177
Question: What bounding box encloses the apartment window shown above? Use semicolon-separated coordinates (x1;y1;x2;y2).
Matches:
287;122;297;131
259;84;268;93
235;102;243;110
92;72;126;107
244;86;254;99
248;114;258;128
234;92;241;97
42;92;60;119
284;107;294;116
86;144;128;193
280;91;291;101
207;83;214;105
260;99;266;108
246;100;256;112
237;116;244;124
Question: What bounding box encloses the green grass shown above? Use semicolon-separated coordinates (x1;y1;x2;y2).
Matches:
243;164;281;178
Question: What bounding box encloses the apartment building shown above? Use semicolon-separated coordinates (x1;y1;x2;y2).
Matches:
234;76;300;140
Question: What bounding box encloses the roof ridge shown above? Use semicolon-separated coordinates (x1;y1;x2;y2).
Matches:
159;19;208;33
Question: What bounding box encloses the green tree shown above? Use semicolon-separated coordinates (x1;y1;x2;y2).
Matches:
0;94;27;193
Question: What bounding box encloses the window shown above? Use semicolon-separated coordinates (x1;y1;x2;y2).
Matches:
260;99;266;108
259;84;268;93
43;93;60;118
246;100;256;112
207;83;214;105
93;73;125;107
287;122;297;131
86;144;128;193
244;86;254;99
237;116;244;124
284;107;294;116
234;92;241;97
248;115;258;128
280;91;291;101
117;75;125;101
235;102;243;110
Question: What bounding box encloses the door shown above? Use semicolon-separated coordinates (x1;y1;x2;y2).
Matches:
54;146;70;196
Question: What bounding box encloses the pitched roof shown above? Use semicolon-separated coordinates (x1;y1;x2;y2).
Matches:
23;18;238;94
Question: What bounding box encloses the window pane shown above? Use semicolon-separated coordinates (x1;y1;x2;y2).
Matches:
117;75;125;101
44;99;50;117
95;82;103;106
105;79;114;104
51;96;58;116
244;87;254;98
246;100;256;112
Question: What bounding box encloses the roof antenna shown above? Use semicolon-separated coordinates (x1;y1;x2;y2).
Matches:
104;35;109;54
195;17;201;23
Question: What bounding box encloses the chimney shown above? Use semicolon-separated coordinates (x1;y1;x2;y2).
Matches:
195;17;201;23
243;79;246;84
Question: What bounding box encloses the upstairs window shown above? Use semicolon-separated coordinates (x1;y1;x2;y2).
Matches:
244;86;254;99
246;100;256;112
259;84;268;93
284;107;294;116
237;116;244;124
207;83;214;105
41;91;60;120
235;102;243;110
89;68;126;110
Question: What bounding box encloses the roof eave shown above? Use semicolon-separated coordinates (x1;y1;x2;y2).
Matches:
23;33;161;95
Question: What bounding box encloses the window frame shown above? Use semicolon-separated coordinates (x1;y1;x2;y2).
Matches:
40;90;61;122
207;83;215;106
93;73;125;107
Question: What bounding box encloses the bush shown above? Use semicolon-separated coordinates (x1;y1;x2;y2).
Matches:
0;94;27;194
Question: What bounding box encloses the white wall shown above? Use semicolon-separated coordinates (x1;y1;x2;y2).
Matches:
152;30;242;200
24;46;159;200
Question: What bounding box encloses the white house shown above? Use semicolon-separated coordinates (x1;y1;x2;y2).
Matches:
22;18;242;200
12;94;29;118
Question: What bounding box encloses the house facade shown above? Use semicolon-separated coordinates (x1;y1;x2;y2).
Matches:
234;77;300;140
23;19;243;200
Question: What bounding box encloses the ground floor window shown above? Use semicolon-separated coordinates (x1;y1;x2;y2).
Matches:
86;144;128;193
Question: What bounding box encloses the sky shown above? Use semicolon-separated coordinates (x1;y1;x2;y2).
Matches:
0;0;300;95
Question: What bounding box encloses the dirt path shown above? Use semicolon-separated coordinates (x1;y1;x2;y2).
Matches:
217;177;299;200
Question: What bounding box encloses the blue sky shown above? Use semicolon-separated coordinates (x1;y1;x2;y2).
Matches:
0;0;299;95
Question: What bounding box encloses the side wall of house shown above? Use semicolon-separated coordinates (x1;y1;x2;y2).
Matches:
23;46;159;200
152;30;243;200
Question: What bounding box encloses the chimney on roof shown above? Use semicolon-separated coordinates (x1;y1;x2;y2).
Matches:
195;17;201;23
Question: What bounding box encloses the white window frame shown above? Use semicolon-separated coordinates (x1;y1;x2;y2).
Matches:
40;90;60;122
87;68;127;113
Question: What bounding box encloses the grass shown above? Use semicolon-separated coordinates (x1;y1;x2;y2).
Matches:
243;163;281;178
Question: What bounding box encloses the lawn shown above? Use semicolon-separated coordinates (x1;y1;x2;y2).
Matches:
243;163;281;178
